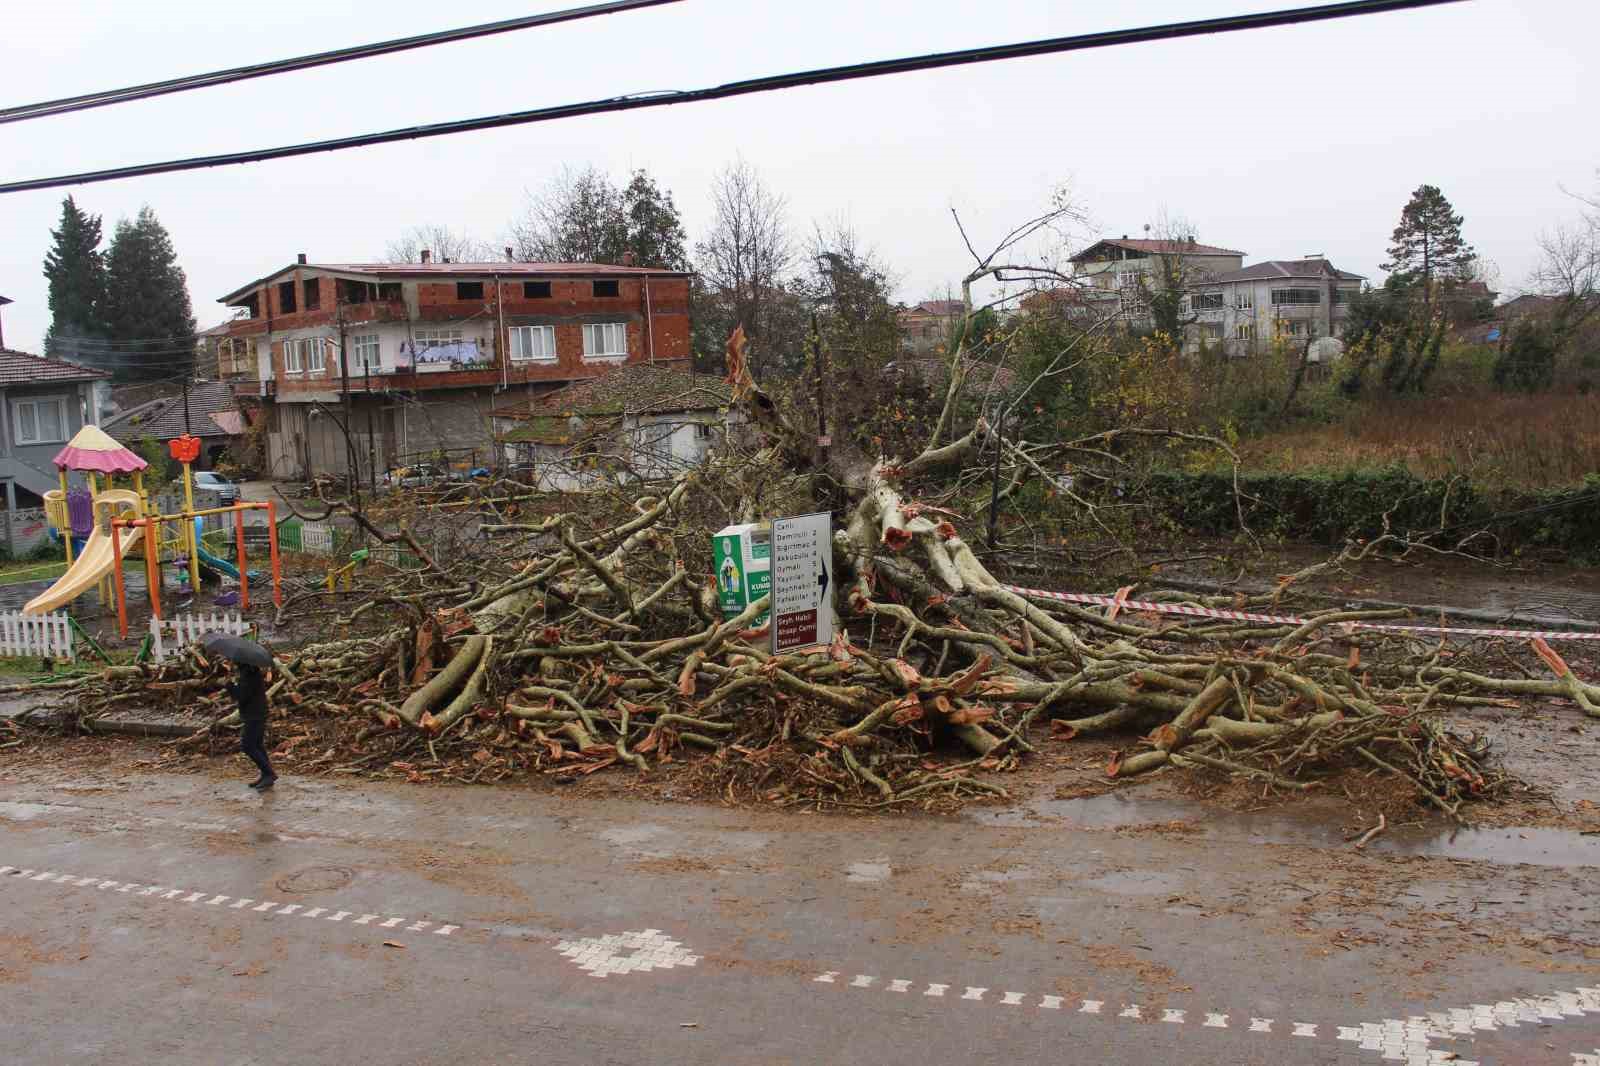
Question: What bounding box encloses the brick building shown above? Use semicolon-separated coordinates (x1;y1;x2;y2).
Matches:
216;253;692;481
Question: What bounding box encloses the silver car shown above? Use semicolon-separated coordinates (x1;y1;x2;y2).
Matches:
193;470;240;505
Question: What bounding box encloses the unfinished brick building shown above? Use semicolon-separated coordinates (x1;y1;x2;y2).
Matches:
216;252;691;482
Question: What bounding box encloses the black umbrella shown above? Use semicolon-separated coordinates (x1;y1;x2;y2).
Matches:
201;633;273;669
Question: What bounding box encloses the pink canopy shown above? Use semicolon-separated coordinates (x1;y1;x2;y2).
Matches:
52;425;149;474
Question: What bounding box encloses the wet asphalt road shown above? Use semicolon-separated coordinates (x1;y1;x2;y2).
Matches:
3;770;1599;1065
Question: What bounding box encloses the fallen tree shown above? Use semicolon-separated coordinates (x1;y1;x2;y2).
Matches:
4;212;1589;818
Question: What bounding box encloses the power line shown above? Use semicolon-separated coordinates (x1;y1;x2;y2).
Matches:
0;0;1466;195
0;0;684;126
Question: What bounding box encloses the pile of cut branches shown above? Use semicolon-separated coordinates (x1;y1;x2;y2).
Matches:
6;207;1591;818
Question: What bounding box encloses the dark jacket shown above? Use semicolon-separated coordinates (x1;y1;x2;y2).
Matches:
226;665;268;721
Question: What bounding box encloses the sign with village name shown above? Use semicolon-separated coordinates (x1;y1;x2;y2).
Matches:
770;511;834;654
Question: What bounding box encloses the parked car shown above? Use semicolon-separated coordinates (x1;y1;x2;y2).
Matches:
193;470;240;505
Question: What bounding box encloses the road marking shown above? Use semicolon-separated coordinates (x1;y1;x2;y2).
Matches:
962;987;987;1001
1162;1009;1185;1024
1205;1013;1228;1029
813;972;838;983
1040;996;1063;1010
1335;986;1600;1065
554;929;700;979
925;983;948;997
1001;992;1025;1006
851;975;875;988
887;979;911;993
0;860;460;940
1119;1005;1141;1020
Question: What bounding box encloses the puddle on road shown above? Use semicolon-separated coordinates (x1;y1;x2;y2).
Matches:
846;858;892;883
0;801;77;821
969;793;1600;869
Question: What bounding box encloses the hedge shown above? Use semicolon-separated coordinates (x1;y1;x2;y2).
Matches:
1137;467;1600;556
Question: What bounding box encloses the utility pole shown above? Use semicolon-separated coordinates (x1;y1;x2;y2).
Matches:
337;304;361;518
811;310;828;451
365;360;377;497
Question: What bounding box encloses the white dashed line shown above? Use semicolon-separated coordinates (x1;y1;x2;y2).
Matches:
962;987;987;1002
1001;992;1025;1006
924;984;948;997
887;979;911;993
0;861;460;940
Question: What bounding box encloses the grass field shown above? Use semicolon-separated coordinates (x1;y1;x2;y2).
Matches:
1239;391;1600;490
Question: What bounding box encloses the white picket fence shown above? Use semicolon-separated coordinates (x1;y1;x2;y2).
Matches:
150;611;248;664
0;609;73;660
302;521;336;556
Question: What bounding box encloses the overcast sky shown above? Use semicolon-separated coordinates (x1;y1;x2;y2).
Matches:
0;0;1593;352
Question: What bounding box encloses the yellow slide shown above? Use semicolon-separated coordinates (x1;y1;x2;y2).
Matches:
24;490;141;615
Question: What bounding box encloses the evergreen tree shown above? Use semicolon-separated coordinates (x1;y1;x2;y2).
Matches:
620;169;688;269
1382;184;1477;295
101;206;196;382
41;195;107;360
510;165;687;269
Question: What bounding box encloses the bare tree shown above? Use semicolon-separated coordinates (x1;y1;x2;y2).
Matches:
1532;219;1600;338
384;224;493;264
695;158;793;374
508;165;626;263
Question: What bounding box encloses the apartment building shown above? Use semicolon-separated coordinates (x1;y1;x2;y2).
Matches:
1182;258;1365;358
216;252;691;480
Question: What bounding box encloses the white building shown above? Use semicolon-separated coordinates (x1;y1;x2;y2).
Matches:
1183;258;1365;358
1069;237;1247;324
490;363;736;491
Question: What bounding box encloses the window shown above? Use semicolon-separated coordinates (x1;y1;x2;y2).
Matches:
1233;289;1254;310
378;283;402;301
414;327;464;350
303;279;320;310
510;325;556;363
353;333;380;374
523;280;552;299
278;280;297;313
1235;323;1256;340
694;422;713;441
304;337;326;373
1277;320;1309;338
13;397;67;445
1270;288;1321;306
1334;288;1358;305
456;281;484;300
592;279;620;298
582;322;627;360
1192;291;1224;311
284;338;302;373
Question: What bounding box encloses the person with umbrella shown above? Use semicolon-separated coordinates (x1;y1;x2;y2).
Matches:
203;634;277;790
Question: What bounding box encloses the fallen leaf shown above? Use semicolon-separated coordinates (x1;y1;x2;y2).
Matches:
382;940;406;949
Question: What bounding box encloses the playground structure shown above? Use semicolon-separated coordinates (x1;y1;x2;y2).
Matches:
27;427;282;637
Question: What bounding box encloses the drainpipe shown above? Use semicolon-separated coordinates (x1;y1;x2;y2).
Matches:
496;272;507;391
644;275;655;363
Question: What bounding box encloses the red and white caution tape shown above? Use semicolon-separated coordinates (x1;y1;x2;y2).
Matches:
1002;584;1600;642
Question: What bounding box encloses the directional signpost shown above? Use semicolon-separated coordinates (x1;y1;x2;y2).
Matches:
770;511;834;654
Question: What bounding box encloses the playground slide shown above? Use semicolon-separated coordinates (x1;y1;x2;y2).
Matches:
23;527;123;614
24;488;142;615
195;543;239;580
